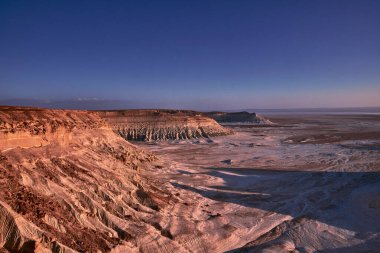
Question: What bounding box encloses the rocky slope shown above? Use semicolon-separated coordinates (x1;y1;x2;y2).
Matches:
205;111;274;125
98;110;232;141
0;107;182;252
0;106;238;253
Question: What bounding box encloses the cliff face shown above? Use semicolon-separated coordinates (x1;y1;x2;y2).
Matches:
0;107;174;252
205;111;274;125
98;110;232;141
0;107;233;252
0;107;106;150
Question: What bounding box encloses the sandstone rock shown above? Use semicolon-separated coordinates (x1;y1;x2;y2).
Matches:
0;107;178;252
98;109;232;141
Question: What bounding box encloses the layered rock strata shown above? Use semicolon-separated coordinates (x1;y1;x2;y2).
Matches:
0;107;175;252
98;110;232;141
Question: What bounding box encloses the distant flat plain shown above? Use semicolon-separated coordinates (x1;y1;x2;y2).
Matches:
136;114;380;252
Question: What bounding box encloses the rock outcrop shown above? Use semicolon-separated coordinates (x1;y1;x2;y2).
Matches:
98;110;232;141
0;106;176;252
205;111;274;125
0;106;234;252
0;106;106;150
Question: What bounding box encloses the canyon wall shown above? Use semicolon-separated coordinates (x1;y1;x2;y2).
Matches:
0;107;107;150
0;106;232;252
0;107;174;252
98;110;232;141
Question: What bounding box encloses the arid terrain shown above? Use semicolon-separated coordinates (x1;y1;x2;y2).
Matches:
1;107;380;252
98;110;231;141
136;114;380;252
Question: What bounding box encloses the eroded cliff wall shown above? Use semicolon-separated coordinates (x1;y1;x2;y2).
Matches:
98;110;232;141
0;107;173;252
0;107;107;150
0;107;236;252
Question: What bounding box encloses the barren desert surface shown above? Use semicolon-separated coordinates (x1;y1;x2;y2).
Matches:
1;108;380;252
136;114;380;252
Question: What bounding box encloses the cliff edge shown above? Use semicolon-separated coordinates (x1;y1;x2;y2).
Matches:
0;107;173;252
98;109;232;141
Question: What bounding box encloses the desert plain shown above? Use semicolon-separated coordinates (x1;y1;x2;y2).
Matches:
135;114;380;252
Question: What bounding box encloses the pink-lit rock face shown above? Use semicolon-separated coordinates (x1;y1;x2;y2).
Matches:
0;107;106;150
0;107;160;252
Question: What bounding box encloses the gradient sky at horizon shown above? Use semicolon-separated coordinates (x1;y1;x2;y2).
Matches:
1;0;379;110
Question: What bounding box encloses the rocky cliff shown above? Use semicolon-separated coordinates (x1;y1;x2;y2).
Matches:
0;107;107;151
0;106;235;252
205;111;274;125
98;110;232;141
0;107;179;252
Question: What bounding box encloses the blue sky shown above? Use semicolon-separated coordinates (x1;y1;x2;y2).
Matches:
1;0;379;110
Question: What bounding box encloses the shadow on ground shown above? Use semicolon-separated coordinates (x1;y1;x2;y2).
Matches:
172;167;380;252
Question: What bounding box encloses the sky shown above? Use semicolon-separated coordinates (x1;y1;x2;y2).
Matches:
0;0;379;110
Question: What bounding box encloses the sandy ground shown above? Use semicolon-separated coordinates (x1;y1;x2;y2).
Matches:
135;114;380;252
